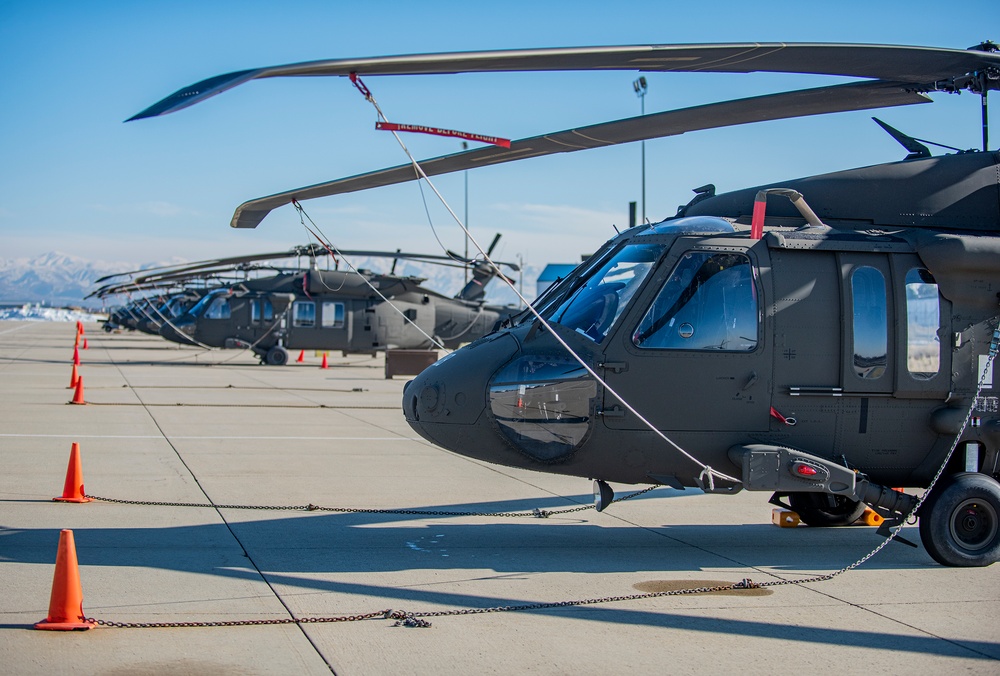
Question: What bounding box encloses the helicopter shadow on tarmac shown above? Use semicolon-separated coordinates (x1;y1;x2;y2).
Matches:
2;493;998;658
0;492;941;575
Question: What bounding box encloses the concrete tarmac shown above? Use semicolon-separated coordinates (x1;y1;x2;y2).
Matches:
1;321;998;675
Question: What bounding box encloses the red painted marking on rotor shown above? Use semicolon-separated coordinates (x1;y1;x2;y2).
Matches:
349;72;372;99
751;198;767;240
376;121;511;148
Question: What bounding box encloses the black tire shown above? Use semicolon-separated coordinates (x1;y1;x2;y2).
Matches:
265;345;289;366
919;472;1000;567
788;492;867;527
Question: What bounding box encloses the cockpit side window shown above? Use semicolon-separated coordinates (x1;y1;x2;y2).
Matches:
633;251;758;351
204;296;231;320
190;291;225;318
546;243;664;343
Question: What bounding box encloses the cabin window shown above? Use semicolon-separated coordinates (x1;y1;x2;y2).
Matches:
251;299;274;323
321;301;345;328
905;268;940;379
204;297;231;320
851;266;887;380
547;243;664;343
633;251;757;351
293;301;316;328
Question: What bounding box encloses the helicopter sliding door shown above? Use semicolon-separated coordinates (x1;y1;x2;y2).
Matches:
601;240;772;432
316;300;350;348
248;297;278;346
834;252;952;475
285;299;351;351
838;251;950;399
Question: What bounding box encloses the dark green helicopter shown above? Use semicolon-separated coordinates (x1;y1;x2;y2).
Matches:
95;288;212;335
98;243;519;364
91;260;258;334
133;41;1000;566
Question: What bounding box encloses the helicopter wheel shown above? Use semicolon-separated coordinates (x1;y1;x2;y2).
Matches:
787;492;867;527
264;345;289;366
919;472;1000;567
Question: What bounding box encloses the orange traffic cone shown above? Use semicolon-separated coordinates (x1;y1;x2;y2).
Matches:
68;363;79;389
296;350;305;363
73;344;80;366
321;353;329;369
82;337;89;350
35;529;92;630
79;322;85;335
54;442;91;503
70;377;86;405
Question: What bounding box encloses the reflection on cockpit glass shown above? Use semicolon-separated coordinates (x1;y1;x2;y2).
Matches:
546;243;664;343
633;251;758;351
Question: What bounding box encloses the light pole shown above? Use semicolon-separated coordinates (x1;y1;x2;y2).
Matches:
633;76;647;224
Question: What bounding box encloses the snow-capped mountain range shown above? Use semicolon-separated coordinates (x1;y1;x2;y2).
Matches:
0;252;191;308
0;251;540;310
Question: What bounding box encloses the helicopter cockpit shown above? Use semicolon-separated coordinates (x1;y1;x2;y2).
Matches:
632;250;758;352
537;216;751;349
188;288;232;319
481;216;759;463
542;242;663;343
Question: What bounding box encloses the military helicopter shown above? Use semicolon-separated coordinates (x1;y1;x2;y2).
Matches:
133;41;1000;566
100;293;192;334
96;243;519;364
91;261;256;334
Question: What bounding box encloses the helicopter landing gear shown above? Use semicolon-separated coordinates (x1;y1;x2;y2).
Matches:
264;345;289;366
919;473;1000;567
787;492;867;527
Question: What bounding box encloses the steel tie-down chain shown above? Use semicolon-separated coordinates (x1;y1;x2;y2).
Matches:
83;488;660;517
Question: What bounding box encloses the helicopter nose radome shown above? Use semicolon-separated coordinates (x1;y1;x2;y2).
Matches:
403;332;519;451
159;319;197;345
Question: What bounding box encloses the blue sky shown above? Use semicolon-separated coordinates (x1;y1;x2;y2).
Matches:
1;0;996;270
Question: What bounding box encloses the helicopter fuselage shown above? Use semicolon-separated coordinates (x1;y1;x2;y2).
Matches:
160;268;511;361
403;153;1000;501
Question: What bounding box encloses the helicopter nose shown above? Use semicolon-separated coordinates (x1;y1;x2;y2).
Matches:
159;319;196;345
403;332;519;450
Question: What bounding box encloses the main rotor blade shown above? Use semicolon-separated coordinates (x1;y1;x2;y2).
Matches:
125;248;507;286
92;244;332;283
232;80;929;229
128;42;999;120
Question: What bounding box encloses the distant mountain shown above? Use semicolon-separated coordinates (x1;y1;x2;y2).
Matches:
0;251;544;309
0;252;185;308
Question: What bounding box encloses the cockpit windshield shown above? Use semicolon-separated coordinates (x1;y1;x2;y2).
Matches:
544;243;664;343
188;289;228;318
